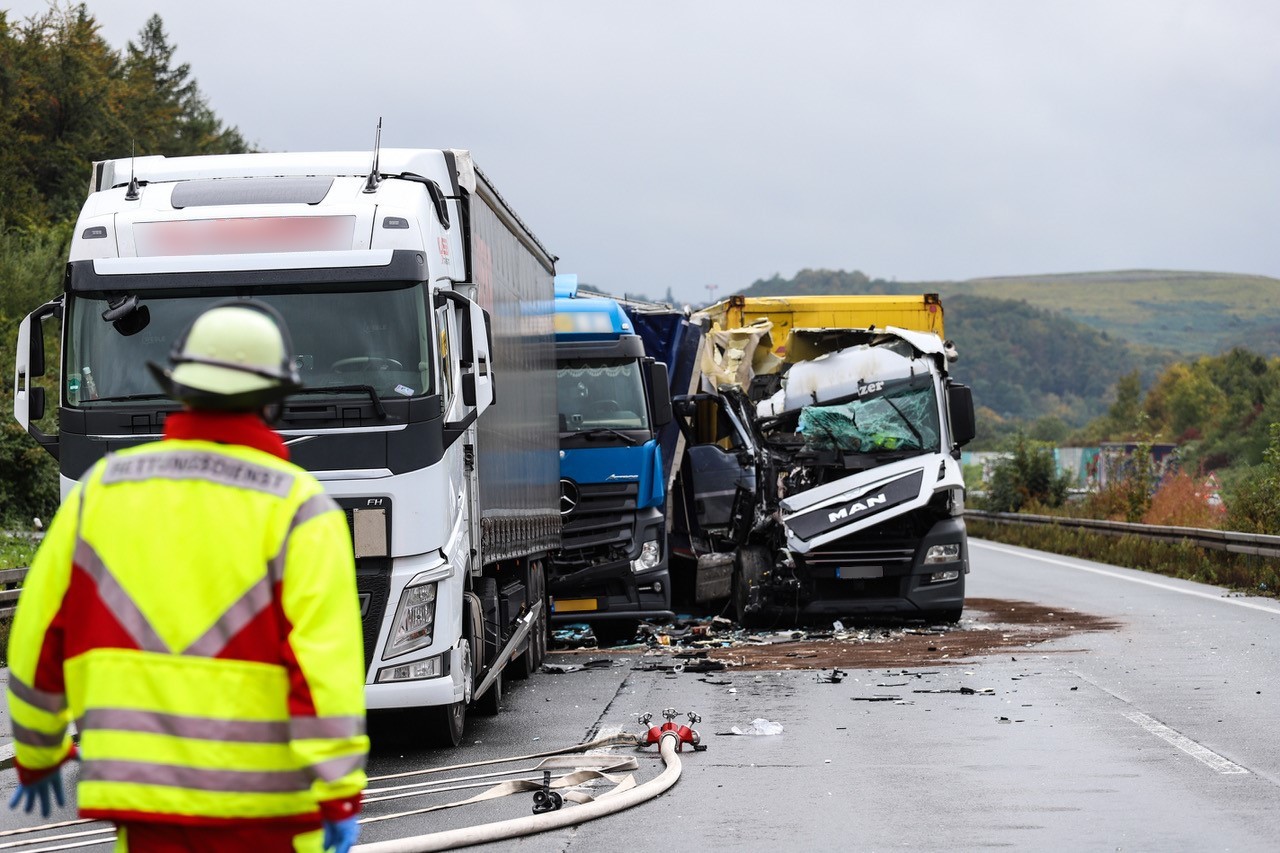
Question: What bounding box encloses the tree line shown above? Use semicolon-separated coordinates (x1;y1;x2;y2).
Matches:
1;3;248;524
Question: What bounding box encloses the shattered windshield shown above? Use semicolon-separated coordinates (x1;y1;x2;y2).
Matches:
557;360;649;432
65;284;433;406
796;375;940;453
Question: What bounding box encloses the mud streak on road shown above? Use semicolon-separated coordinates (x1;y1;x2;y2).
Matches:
706;598;1121;671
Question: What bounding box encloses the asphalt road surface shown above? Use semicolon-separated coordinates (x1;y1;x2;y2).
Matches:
4;538;1279;851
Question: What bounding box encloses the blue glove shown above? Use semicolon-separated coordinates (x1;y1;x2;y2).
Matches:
8;767;66;818
322;816;360;853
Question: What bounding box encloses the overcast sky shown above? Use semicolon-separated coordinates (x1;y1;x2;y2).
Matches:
7;0;1279;302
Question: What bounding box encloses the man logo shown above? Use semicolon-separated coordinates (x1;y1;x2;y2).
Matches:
828;493;888;524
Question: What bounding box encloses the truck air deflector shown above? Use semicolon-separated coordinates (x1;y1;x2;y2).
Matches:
169;177;335;208
68;249;424;291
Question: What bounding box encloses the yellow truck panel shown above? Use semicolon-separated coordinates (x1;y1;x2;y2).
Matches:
702;294;944;361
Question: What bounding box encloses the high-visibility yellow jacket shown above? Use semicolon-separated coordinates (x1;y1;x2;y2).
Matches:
6;435;368;826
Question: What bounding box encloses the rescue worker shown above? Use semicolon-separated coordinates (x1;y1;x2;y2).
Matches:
6;301;367;853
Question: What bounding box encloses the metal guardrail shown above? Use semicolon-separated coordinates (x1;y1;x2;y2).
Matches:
1;567;27;618
965;509;1280;560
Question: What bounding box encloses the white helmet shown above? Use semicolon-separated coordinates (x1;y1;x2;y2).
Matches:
149;301;302;410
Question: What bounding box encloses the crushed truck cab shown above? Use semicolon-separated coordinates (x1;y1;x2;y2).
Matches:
673;294;976;625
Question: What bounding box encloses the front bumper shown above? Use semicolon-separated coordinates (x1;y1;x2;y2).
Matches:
757;516;969;619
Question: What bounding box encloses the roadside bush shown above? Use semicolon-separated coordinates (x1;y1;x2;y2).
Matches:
968;518;1279;598
1079;440;1160;523
982;433;1070;513
1142;470;1223;529
0;419;59;527
1225;423;1280;535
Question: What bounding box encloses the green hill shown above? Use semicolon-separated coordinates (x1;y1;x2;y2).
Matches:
736;270;1182;426
741;269;1280;358
940;270;1280;357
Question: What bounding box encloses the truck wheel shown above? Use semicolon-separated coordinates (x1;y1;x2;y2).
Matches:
927;606;963;625
510;561;546;680
733;546;771;630
424;638;472;748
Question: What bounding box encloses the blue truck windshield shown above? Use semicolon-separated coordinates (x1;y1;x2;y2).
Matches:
796;377;940;453
557;360;649;432
65;285;433;406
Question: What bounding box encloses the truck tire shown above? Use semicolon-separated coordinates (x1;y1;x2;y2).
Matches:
424;637;472;748
510;560;546;680
929;607;963;624
733;545;771;630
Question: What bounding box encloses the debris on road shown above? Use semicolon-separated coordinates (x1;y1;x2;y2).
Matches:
543;598;1119;673
719;719;784;736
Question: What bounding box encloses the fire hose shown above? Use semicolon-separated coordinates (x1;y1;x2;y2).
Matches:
0;712;702;853
354;712;702;853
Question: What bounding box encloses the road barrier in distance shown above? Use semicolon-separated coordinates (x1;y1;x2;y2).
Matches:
965;510;1280;561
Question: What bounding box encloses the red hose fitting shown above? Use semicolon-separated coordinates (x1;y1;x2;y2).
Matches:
640;709;703;752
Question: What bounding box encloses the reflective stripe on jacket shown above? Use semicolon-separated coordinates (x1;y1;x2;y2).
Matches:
5;439;367;825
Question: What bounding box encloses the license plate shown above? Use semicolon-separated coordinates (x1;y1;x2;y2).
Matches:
553;598;598;613
836;566;883;579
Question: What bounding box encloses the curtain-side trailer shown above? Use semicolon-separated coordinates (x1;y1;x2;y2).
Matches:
11;149;560;745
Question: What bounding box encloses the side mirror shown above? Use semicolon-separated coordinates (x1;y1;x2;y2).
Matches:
29;386;45;421
13;299;62;458
947;382;976;448
647;360;672;428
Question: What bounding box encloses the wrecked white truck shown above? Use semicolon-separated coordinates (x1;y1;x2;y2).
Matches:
667;294;976;626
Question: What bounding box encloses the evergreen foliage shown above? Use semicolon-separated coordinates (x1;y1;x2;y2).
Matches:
0;4;250;227
0;4;247;525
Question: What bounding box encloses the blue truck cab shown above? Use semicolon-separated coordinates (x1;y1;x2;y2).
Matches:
550;275;674;624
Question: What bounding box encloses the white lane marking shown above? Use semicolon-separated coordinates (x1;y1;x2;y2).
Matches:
973;540;1280;616
1073;670;1256;779
1122;710;1249;775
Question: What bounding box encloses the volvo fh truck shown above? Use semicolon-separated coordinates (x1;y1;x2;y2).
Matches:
12;148;560;745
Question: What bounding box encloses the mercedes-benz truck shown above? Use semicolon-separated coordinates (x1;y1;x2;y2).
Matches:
549;275;673;626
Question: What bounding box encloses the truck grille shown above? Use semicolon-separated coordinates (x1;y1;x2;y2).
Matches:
555;482;638;572
355;560;391;673
797;542;917;576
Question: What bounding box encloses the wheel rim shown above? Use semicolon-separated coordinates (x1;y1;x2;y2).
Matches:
460;638;473;704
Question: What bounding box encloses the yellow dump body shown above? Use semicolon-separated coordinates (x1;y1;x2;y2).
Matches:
702;294;944;360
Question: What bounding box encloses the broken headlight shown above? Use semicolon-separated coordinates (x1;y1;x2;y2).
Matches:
631;538;661;573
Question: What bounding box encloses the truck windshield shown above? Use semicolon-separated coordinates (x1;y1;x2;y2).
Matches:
65;284;433;406
796;376;940;453
557;360;649;432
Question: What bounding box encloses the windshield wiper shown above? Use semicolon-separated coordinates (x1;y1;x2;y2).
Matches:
575;426;638;445
288;385;387;420
89;393;171;403
881;397;924;449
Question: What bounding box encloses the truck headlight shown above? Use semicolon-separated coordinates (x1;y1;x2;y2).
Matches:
384;581;437;659
923;543;961;565
375;653;444;683
631;539;661;573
